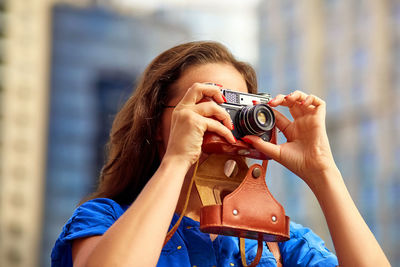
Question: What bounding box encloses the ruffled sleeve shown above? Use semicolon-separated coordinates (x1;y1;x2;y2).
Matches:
51;198;127;267
279;222;339;267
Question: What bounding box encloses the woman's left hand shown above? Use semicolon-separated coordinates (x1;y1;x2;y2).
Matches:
244;91;391;266
242;91;337;188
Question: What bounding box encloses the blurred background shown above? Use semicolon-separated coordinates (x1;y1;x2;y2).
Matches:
0;0;399;266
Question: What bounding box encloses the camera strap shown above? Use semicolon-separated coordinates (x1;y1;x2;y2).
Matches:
239;238;282;267
266;241;283;267
163;159;199;246
240;237;263;267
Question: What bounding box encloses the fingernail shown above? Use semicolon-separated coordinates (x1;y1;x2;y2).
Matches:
216;83;223;87
267;99;274;104
241;137;252;144
222;95;227;102
233;136;237;143
300;100;305;105
231;123;235;130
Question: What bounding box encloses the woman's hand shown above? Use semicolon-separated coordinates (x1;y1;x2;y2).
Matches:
242;91;391;266
163;83;236;169
242;91;337;188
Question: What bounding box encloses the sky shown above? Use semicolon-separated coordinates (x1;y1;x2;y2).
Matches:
114;0;262;64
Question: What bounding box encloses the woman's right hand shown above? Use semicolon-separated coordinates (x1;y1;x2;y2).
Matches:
162;83;236;168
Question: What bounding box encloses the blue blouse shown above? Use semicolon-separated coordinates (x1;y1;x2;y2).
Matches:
51;198;338;267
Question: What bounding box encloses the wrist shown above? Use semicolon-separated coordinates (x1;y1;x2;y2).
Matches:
160;154;192;174
306;165;343;195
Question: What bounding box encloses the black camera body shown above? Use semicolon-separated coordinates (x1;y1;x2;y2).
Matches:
220;89;275;142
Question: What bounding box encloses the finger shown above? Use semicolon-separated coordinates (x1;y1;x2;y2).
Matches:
193;101;233;130
272;109;292;138
298;95;327;118
302;94;325;108
268;94;303;119
200;115;236;144
267;94;286;107
241;135;281;162
180;83;225;105
285;90;308;104
282;91;308;118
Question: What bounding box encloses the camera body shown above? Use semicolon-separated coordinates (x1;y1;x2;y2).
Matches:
220;89;275;142
202;89;276;160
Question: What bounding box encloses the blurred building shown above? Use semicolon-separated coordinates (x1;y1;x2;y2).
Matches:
0;0;4;264
0;0;4;208
258;0;400;264
0;0;52;267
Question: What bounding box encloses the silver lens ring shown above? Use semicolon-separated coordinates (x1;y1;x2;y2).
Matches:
238;104;275;136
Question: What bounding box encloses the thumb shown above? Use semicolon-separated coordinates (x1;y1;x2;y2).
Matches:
242;135;281;162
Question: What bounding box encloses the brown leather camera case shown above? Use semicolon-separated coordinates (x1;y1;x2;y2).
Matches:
194;154;290;242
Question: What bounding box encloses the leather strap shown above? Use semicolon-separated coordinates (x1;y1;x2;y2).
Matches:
239;238;263;267
163;160;199;246
266;242;282;267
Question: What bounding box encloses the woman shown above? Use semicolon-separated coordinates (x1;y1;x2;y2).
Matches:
51;41;390;266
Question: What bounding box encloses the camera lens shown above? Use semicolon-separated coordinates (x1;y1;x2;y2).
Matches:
257;111;267;125
237;104;275;136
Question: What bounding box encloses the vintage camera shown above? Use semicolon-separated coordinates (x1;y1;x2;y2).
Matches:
220;89;275;142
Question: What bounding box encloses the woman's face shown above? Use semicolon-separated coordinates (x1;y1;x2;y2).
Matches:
158;63;249;158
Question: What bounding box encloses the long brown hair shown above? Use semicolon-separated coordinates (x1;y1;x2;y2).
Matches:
87;41;258;204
